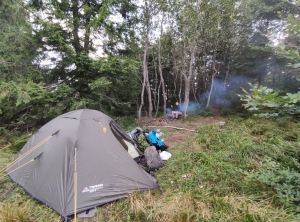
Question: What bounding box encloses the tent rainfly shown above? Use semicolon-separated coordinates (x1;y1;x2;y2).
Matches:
6;109;158;221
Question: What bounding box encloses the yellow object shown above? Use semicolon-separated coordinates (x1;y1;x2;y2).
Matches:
98;121;107;133
74;147;77;222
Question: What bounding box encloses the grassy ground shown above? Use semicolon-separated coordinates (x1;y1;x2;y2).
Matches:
0;115;300;222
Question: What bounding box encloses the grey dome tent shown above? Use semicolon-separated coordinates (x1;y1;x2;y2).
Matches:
6;109;158;221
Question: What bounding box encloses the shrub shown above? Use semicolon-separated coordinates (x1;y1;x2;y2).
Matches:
238;83;300;120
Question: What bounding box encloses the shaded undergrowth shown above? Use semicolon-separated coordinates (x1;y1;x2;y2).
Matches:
0;116;299;221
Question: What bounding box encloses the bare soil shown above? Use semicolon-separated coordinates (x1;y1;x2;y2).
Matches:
139;115;222;148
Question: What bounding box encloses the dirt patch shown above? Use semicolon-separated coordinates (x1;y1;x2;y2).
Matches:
164;132;188;147
139;116;221;129
138;115;222;150
163;116;221;131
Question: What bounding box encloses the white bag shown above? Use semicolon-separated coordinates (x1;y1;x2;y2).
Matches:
159;151;172;161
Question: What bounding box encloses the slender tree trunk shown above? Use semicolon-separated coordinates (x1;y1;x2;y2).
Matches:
206;74;215;108
138;0;153;120
71;0;81;53
206;51;217;108
178;73;183;103
83;0;91;52
155;81;162;117
183;44;196;117
153;57;158;113
202;48;208;92
183;76;190;117
145;67;153;118
192;83;200;106
180;25;187;104
137;77;146;121
158;13;167;116
171;48;179;103
224;64;229;91
138;39;150;120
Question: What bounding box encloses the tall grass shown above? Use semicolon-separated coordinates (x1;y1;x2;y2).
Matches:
0;116;299;221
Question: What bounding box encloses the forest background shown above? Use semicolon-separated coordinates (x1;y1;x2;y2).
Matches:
0;0;299;130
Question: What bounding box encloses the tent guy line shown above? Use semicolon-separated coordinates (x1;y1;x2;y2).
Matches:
0;133;55;175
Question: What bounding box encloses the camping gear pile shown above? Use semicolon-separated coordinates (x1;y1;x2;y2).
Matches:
127;127;171;171
5;109;160;221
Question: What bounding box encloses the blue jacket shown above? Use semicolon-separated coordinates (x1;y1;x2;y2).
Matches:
148;131;163;146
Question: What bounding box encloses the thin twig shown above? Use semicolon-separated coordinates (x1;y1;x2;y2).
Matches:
146;126;197;132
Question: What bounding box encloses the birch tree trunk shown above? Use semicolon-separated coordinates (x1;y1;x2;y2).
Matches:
206;51;218;108
137;73;146;120
138;0;153;120
145;0;153;118
182;44;196;117
158;13;167;116
153;57;158;113
180;25;187;105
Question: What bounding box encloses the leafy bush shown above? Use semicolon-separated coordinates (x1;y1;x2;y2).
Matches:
238;83;300;119
118;116;137;132
0;81;78;130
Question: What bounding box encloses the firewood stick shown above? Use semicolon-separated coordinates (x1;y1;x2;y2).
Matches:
146;126;197;132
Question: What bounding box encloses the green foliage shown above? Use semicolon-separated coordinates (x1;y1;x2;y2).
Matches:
0;81;44;114
245;158;300;207
0;81;78;130
42;84;77;120
118;116;137;132
0;0;40;82
27;0;139;98
89;77;112;93
275;2;300;71
90;55;141;115
198;107;214;117
88;77;112;109
238;83;300;119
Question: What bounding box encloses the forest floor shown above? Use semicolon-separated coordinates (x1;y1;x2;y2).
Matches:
154;116;222;146
0;114;300;222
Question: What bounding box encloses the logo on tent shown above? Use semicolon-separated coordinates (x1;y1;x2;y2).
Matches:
82;187;90;193
82;184;104;193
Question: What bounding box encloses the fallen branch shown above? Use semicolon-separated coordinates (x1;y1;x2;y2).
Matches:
146;125;197;132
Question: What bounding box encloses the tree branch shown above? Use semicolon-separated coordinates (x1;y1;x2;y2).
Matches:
146;125;197;132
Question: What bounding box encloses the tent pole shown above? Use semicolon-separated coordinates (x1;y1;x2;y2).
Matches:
74;147;77;222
